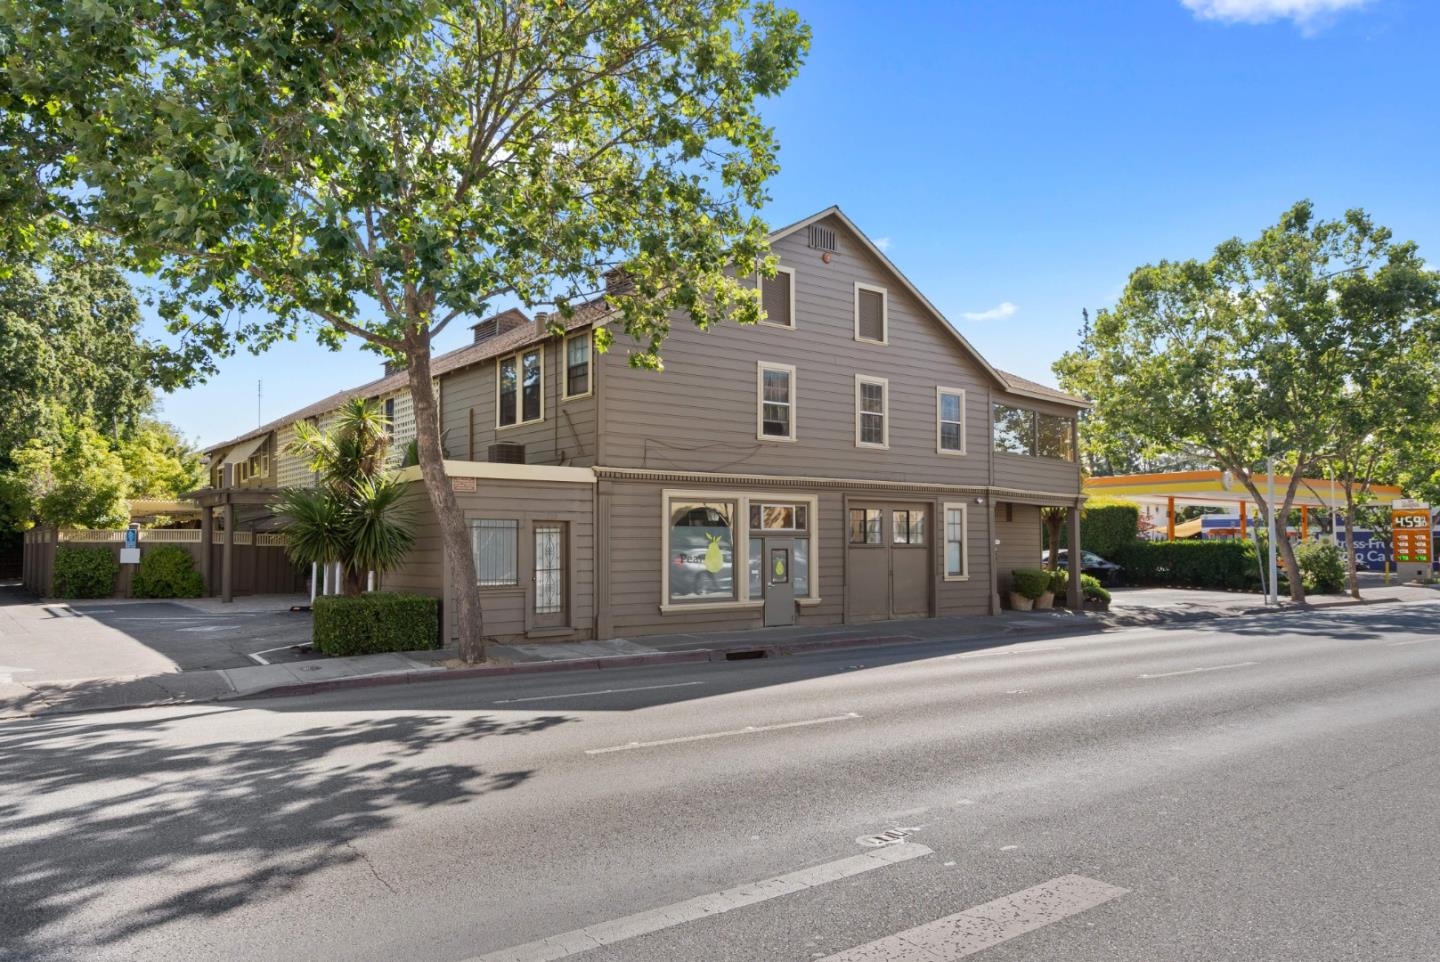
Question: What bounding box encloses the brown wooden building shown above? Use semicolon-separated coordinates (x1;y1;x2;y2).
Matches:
200;207;1088;641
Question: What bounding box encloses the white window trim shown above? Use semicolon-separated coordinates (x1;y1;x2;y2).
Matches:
942;502;971;581
496;345;546;430
756;361;797;442
854;374;889;450
936;386;968;456
758;265;797;329
853;281;889;345
562;331;593;401
659;489;821;612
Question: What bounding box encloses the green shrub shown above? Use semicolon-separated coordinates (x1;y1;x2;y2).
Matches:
1048;568;1070;594
52;545;118;598
1081;573;1111;603
1296;540;1345;594
1083;499;1141;558
130;545;204;598
313;592;439;656
1011;567;1051;600
1110;540;1260;590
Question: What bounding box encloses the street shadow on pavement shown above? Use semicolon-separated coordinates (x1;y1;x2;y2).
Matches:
0;709;571;961
1134;603;1440;642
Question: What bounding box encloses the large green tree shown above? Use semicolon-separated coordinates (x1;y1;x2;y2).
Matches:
1055;202;1440;602
3;0;809;661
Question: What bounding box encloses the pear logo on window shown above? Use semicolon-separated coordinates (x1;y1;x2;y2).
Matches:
704;533;725;574
773;555;786;580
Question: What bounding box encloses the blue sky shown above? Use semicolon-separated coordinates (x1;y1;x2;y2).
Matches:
147;0;1440;446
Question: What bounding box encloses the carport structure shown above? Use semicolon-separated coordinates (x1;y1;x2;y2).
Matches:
1084;470;1402;541
185;486;288;603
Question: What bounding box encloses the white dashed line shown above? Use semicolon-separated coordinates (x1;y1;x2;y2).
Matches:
1139;661;1258;679
817;874;1128;960
494;681;704;704
585;713;861;755
466;843;932;962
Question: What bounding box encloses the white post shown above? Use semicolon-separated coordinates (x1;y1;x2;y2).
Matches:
333;561;342;595
321;562;330;596
1267;455;1279;605
367;570;375;592
310;562;318;604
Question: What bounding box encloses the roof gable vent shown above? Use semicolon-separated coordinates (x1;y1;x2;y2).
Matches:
807;224;839;253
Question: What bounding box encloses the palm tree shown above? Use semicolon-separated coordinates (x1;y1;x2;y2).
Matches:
275;399;415;595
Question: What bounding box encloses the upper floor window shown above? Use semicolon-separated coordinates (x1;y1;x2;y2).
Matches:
564;332;591;399
498;347;543;427
854;283;888;344
993;403;1036;456
383;397;396;438
937;387;967;455
760;266;795;328
855;375;889;448
757;362;796;441
994;403;1076;461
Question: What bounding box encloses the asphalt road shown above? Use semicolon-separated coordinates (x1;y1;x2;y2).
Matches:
3;602;1439;962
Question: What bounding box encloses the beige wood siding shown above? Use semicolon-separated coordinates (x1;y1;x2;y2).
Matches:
596;215;1006;487
440;337;598;467
994;502;1042;597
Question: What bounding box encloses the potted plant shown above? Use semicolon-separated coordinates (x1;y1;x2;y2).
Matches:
1009;567;1050;611
1042;568;1070;609
1081;573;1112;611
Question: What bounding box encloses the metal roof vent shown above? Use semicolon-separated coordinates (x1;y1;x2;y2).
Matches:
807;224;839;253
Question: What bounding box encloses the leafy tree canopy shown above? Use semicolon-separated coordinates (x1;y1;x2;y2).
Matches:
0;415;130;529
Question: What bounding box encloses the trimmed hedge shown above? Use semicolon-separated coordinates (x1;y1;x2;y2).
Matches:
1081;573;1111;603
1043;498;1141;560
131;545;203;599
313;592;439;656
1011;567;1051;600
53;545;119;598
1110;540;1260;590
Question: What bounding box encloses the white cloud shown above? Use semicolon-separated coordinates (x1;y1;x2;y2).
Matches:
960;301;1018;322
1180;0;1372;30
873;236;893;253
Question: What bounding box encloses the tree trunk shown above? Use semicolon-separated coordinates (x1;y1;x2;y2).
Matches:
405;336;486;662
1234;466;1307;603
1042;510;1064;570
1344;487;1360;600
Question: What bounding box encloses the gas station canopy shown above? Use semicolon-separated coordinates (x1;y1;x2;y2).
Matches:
1084;470;1401;512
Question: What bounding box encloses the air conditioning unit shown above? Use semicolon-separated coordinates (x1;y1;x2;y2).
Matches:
488;443;526;464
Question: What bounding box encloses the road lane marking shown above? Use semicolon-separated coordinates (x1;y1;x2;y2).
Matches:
494;681;704;705
1387;638;1439;647
585;713;861;755
817;874;1128;961
1139;661;1257;679
466;843;932;962
952;645;1067;659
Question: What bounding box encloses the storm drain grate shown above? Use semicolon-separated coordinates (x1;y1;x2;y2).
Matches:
857;828;913;847
724;649;768;661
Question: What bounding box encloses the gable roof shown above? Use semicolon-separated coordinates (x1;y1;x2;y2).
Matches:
767;206;1087;408
204;301;606;455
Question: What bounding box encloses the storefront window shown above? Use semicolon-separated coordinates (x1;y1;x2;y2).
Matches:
668;501;735;603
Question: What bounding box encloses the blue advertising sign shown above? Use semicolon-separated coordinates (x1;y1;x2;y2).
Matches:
1339;528;1440;570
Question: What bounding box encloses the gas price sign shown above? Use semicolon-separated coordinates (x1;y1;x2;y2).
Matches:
1392;505;1433;564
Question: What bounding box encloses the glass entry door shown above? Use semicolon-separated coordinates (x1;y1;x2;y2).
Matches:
533;523;566;628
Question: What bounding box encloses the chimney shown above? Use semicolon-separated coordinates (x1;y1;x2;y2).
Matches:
533;311;550;339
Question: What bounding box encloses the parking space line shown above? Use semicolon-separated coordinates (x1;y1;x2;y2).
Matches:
585;713;861;755
818;874;1128;961
1139;661;1257;679
466;842;932;962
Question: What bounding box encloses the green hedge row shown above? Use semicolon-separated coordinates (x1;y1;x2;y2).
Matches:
131;545;204;599
1043;499;1142;560
313;592;440;656
53;546;119;598
1110;540;1261;590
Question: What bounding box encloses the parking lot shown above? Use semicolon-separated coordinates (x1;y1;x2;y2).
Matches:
0;586;318;685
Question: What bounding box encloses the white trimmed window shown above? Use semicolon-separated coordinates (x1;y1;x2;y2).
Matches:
854;282;888;344
564;332;591;399
937;387;967;454
943;503;970;580
757;362;796;441
760;265;795;328
855;375;888;448
497;347;544;428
